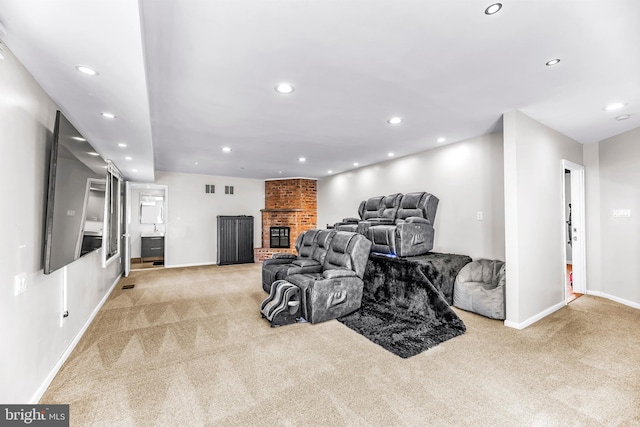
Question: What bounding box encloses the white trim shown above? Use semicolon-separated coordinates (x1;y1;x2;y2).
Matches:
561;160;587;300
586;291;640;310
264;177;318;182
504;300;565;330
30;273;122;404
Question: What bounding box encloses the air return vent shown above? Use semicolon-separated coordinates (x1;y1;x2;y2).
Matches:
205;184;215;194
225;185;234;195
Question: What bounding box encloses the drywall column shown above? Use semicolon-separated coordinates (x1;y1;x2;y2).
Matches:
502;110;583;328
583;143;602;294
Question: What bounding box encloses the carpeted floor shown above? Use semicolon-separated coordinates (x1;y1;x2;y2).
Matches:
41;263;640;426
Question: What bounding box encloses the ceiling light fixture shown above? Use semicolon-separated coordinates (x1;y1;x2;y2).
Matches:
484;3;502;15
88;152;99;156
75;65;99;76
298;157;306;162
328;170;333;174
72;136;86;142
118;143;127;147
545;58;561;66
353;162;359;167
275;82;295;94
101;112;116;119
388;152;395;157
125;156;132;161
616;114;631;121
222;147;232;152
132;169;138;173
194;162;199;165
603;102;626;111
387;117;402;125
437;137;446;143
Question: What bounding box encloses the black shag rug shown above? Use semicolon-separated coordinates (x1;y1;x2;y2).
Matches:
338;252;472;358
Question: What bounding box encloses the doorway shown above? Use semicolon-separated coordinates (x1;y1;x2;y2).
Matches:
562;160;586;302
126;183;168;275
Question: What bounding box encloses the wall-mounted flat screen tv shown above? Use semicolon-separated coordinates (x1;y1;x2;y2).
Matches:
44;111;107;274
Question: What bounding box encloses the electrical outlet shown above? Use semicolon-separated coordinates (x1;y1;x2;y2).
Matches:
14;273;27;296
476;211;484;221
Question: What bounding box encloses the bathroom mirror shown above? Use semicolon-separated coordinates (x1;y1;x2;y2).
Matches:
140;193;164;224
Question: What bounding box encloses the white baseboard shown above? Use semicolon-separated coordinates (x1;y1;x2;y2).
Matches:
586;291;640;310
30;273;122;404
504;300;566;330
166;261;218;269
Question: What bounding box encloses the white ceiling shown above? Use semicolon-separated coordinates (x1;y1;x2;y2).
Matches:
0;0;638;182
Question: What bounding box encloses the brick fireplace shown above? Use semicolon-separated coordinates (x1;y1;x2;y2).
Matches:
254;178;317;262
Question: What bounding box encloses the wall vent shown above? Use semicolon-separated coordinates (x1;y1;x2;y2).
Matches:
225;185;234;195
205;184;215;194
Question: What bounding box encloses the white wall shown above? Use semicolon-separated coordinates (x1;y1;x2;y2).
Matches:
595;127;640;306
318;133;505;260
0;46;122;403
154;171;264;267
583;142;603;294
503;110;583;327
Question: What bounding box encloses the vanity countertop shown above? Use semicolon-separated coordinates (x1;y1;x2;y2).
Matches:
141;232;164;238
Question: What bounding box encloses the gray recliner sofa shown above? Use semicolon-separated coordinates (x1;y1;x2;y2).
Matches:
263;231;372;324
262;229;337;292
366;191;439;257
334;196;384;232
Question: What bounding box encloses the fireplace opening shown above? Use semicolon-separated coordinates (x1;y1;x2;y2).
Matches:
270;226;290;248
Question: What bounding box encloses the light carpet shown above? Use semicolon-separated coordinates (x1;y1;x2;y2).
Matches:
41;263;640;426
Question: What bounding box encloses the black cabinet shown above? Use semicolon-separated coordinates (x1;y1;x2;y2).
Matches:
141;236;164;262
217;216;254;265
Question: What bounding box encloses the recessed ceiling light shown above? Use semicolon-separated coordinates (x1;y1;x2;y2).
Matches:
194;162;198;165
388;152;395;157
132;169;138;173
278;171;282;174
484;3;502;15
275;82;295;94
222;147;232;153
616;114;631;121
387;117;402;125
603;102;627;111
545;58;561;66
88;152;99;156
72;136;86;142
118;143;127;147
125;156;132;161
75;65;99;76
328;170;333;174
298;157;306;162
437;137;446;143
100;112;116;119
353;162;359;167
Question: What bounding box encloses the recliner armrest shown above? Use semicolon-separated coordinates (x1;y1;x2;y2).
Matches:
272;253;297;260
405;216;430;224
367;218;395;225
263;257;295;266
341;217;360;223
323;269;357;279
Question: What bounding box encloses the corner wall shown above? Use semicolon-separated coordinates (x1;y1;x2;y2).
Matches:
318;133;505;260
0;44;122;403
503;110;583;327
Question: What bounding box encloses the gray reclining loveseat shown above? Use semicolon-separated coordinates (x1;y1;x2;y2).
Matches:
366;192;439;257
261;229;335;292
261;231;372;325
334;196;384;232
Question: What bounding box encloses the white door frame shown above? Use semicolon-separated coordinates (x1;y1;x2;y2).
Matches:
124;182;131;277
128;183;169;272
562;160;587;299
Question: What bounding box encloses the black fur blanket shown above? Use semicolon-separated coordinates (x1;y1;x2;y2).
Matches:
338;252;472;358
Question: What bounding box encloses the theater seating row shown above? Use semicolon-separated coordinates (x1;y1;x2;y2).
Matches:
334;191;439;257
